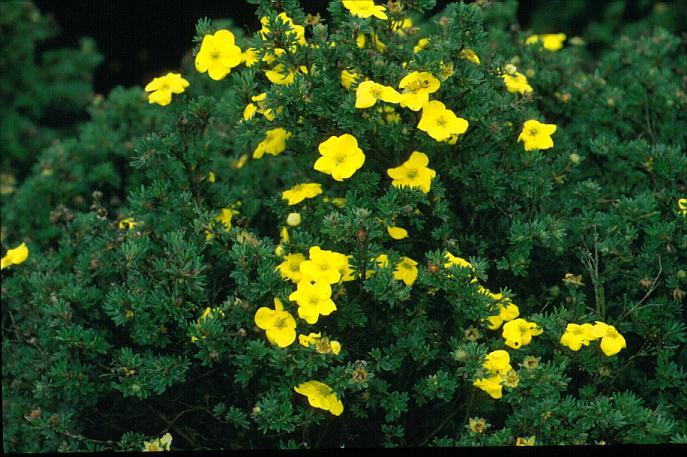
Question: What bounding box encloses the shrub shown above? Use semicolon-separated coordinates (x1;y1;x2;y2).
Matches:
2;0;686;451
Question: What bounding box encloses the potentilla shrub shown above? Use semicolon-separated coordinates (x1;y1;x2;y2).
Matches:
2;0;686;452
0;2;102;182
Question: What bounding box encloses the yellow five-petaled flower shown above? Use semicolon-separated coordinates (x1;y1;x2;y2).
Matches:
195;29;242;80
502;318;543;349
254;298;297;348
355;80;401;108
387;151;436;194
342;0;388;20
314;134;366;181
281;183;323;205
144;73;189;106
253;128;292;159
294;380;344;416
518;120;557;151
418;100;469;142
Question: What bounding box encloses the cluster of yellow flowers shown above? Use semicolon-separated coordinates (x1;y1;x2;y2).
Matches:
259;245;352;415
352;70;469;143
472;350;519;399
136;2;577;420
560;321;626;356
1;242;28;270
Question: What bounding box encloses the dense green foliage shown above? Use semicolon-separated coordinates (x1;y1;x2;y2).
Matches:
2;0;686;451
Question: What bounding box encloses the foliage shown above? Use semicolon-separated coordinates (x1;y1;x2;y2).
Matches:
2;0;686;451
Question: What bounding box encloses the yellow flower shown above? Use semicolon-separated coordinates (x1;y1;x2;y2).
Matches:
398;71;440;111
526;33;566;51
341;69;360;89
518;120;557;151
355;80;401;109
277;253;307;283
387;151;436;194
387;226;408;240
294;380;344;416
314;134;366;181
338;255;357;282
205;207;237;239
413;37;429;53
299;332;341;355
232;154;248;169
195;30;242;80
300;246;347;284
678;198;687;217
444;252;473;271
1;242;29;270
502;318;543;349
392;17;414;36
502;369;520;388
482;349;512;375
438;61;454;81
560;323;596;351
394;256;418;286
460;48;480;64
281;183;323;205
516;436;536;446
118;217;139;230
468;417;487;433
378;105;401;123
589;321;626;356
473;375;504;399
241;48;258;67
243;103;258;120
259;12;306;49
253;127;292;159
144;73;189;106
248;92;279;121
142;432;173;451
562;273;584;286
417;100;469;142
264;64;308;86
208;172;216;183
190;307;225;342
502;71;533;95
485;301;520;330
288;280;337;324
342;0;388;20
254;298;297;348
286;212;301;226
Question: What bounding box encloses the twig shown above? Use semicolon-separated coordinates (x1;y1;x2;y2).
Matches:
614;256;662;325
580;228;605;319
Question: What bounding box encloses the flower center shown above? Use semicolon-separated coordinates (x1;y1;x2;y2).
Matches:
528;127;539;137
436;116;447;126
406;168;418;179
318;261;329;271
369;85;383;98
308;295;320;306
290;262;300;272
273;317;288;329
334;152;347;164
211;50;220;60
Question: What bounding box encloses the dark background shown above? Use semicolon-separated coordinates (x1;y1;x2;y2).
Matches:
33;0;652;96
